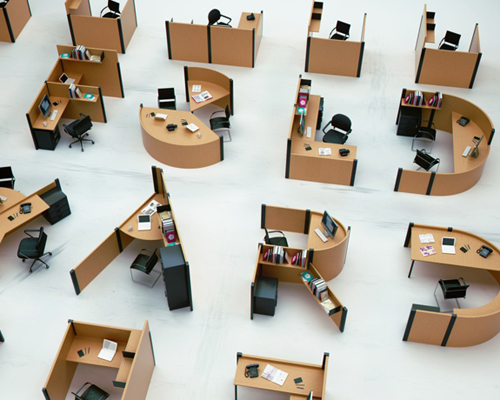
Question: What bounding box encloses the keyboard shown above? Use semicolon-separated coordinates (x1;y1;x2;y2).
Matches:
50;110;58;121
314;228;328;242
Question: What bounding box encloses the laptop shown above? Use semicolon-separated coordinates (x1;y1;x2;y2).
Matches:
441;237;456;254
137;214;151;231
59;73;75;85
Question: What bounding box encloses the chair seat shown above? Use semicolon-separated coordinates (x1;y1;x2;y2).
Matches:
130;254;153;274
439;43;457;51
330;33;347;40
102;12;119;18
323;130;348;144
269;237;288;247
210;117;230;131
17;238;39;258
81;384;110;400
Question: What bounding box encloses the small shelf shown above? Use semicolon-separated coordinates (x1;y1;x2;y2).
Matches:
302;265;342;317
401;99;440;110
260;245;307;268
115;357;133;383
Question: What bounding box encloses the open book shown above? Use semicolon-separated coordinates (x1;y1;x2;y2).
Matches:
261;364;288;386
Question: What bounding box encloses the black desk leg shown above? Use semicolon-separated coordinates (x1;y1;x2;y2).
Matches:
234;385;238;400
408;260;415;278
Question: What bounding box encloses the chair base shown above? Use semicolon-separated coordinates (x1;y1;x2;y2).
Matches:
130;268;161;288
69;135;95;152
217;129;232;142
22;252;52;273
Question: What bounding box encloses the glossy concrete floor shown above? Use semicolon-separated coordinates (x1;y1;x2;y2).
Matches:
1;0;500;399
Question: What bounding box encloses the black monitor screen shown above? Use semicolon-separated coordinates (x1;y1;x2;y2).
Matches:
38;94;52;119
471;135;484;157
321;211;338;238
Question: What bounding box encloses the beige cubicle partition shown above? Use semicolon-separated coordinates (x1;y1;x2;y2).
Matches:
65;0;137;53
0;0;31;42
166;11;263;67
403;223;500;347
43;320;155;400
305;1;366;77
46;45;124;98
286;76;358;186
415;4;481;88
394;89;494;196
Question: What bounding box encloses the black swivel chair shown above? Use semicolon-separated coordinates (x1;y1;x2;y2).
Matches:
0;166;15;189
209;105;231;142
130;249;161;288
157;88;176;110
414;149;440;172
434;277;469;309
208;9;232;27
63;113;94;152
17;227;52;273
322;114;352;144
329;20;350;40
438;30;460;51
72;382;110;400
263;228;288;247
100;0;120;18
412;120;437;153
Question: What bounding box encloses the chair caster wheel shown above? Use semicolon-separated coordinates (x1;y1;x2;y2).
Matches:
22;259;25;262
69;145;72;148
48;252;52;256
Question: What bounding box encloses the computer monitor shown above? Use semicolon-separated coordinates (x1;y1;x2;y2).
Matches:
470;135;484;158
321;211;338;239
38;94;52;119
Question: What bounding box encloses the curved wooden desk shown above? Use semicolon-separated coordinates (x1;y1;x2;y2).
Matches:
139;105;223;169
395;89;495;196
403;223;500;347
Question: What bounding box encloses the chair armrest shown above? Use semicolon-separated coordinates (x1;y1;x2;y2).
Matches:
438;37;445;47
23;229;39;238
322;121;332;134
328;27;336;38
210;110;224;119
268;230;286;237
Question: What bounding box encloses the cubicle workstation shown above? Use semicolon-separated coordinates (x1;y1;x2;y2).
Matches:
394;88;494;196
139;105;223;169
234;352;329;400
286;76;358;186
184;66;234;115
414;4;481;88
46;45;125;98
0;179;71;244
69;166;193;311
26;81;106;150
64;0;137;53
166;11;263;68
251;204;349;332
305;1;366;77
0;0;31;42
402;223;500;347
43;320;155;399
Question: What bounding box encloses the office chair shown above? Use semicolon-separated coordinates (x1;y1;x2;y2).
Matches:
100;0;120;19
412;120;437;153
438;30;460;51
17;227;52;273
322;114;352;144
263;228;288;247
157;88;176;110
434;277;469;310
329;20;350;40
0;166;15;189
63;113;94;152
414;149;440;172
130;249;161;288
208;9;232;27
72;382;110;400
209;105;231;142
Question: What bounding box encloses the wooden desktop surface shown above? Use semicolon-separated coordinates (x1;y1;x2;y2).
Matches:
187;81;230;112
119;192;166;241
237;12;261;30
33;97;69;131
234;354;325;398
410;225;500;272
307;212;347;250
66;336;126;369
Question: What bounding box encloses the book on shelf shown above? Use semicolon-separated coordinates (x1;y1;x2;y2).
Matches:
301;271;314;282
404;90;425;106
71;45;90;61
83;93;95;101
60;52;71;58
263;246;288;264
68;83;82;99
309;277;328;301
321;299;336;315
291;250;308;267
159;209;176;242
427;92;442;108
90;55;101;62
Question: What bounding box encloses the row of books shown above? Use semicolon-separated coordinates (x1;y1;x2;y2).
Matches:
427;92;442;108
68;83;83;99
159;208;177;244
263;246;288;264
290;249;308;267
404;90;425;106
71;45;92;61
297;85;310;109
301;272;328;302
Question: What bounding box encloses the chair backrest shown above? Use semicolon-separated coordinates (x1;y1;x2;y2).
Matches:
158;88;175;101
73;115;93;136
336;20;351;36
332;114;352;133
414;149;439;171
444;30;461;46
144;250;159;274
440;278;469;299
36;228;47;255
263;228;271;245
208;9;221;25
224;105;231;120
108;0;120;13
0;166;14;188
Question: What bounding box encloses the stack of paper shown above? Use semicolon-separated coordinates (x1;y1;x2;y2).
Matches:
261;364;288;386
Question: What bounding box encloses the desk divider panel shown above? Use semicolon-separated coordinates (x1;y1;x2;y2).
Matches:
166;22;209;63
73;321;132;342
418;50;478;88
395;169;431;195
0;9;11;42
414;5;427;73
262;204;307;234
26;85;50;136
120;0;137;50
210;25;253;67
469;24;480;53
290;154;355;186
312;229;349;282
405;309;452;345
308;38;362;77
254;12;263;56
5;0;30;41
122;321;155;399
69;15;121;52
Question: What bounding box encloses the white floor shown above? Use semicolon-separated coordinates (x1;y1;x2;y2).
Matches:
1;0;500;399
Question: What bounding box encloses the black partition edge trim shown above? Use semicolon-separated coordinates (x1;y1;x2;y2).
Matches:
149;331;156;366
185;261;194;311
117;62;125;97
251;28;255;68
309;248;314;264
118;19;125;54
114;227;123;252
132;0;138;27
237;352;242;362
112;381;126;388
3;8;14;42
151;165;159;194
25;113;38;149
394;168;403;191
285;138;291;178
67;14;76;46
441;314;457;346
250;282;254;319
304;209;311;234
469;53;482;89
447;226;453;232
99;87;107;122
69;319;76;334
339;307;348;332
396;88;406;125
0;329;4;342
165;21;172;59
488;129;495;146
402;308;416;341
350;159;358;186
260;204;266;229
344;226;351;264
356;42;365;77
426;171;435;195
305;36;311;72
26;0;32;16
404;222;414;247
219;135;224;161
42;388;50;400
322;352;329;369
415;48;426;83
183;66;189;102
207;25;212;63
70;269;81;295
229;79;234;115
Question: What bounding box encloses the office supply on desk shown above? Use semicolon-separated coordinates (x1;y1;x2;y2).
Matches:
50;109;58;121
261;364;288;386
72;382;110;400
439;30;461;51
322;114;352;144
186;123;199;133
166;123;177;131
63;113;95;152
441;237;456;254
0;167;15;189
98;339;117;361
100;0;120;18
158;88;176;110
0;0;31;43
155;113;167;120
457;116;470;126
137;214;151;231
462;146;471;157
209;105;231;142
477;245;493;258
0;196;6;204
470;134;484;158
130;249;160;288
315;228;328;243
208;8;232;27
192;91;212;103
59;72;75;85
17;227;52;273
19;202;31;214
329;20;350;40
245;364;259;378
